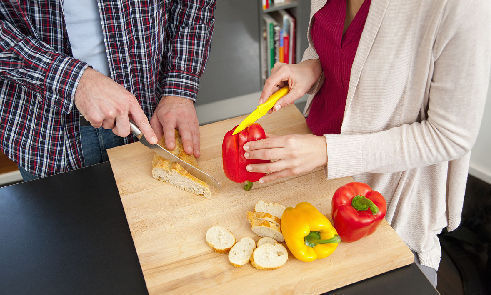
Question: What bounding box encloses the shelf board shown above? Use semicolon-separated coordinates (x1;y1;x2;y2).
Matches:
262;1;298;13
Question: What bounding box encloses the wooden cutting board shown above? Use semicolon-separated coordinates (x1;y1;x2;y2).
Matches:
107;105;413;294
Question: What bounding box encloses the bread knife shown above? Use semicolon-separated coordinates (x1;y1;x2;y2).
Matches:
129;121;221;188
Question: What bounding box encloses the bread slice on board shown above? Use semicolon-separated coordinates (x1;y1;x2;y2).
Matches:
206;226;236;253
257;237;277;247
254;200;286;219
151;130;211;197
250;243;288;270
228;237;256;267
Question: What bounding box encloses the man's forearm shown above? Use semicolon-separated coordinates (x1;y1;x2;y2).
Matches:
0;16;88;113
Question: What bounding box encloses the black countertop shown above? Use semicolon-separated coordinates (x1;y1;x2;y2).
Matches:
0;162;437;295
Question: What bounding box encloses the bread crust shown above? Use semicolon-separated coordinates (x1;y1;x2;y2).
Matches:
207;240;234;254
151;130;210;197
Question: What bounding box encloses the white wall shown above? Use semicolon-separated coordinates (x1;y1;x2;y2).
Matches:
469;73;491;183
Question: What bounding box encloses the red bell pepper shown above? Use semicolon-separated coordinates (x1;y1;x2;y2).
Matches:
331;182;387;242
222;123;268;190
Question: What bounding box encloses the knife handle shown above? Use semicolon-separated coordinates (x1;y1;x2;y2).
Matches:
129;120;142;139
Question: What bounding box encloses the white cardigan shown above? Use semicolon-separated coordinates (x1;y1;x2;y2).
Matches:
302;0;491;269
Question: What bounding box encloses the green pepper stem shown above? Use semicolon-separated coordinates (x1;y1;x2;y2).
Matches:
243;181;253;191
351;195;379;215
304;231;341;247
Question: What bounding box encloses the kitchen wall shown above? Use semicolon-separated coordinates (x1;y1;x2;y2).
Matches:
469;73;491;184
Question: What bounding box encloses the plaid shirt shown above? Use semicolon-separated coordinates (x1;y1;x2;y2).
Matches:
0;0;215;177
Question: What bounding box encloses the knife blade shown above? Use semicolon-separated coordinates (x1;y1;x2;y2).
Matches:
129;121;221;188
233;86;289;135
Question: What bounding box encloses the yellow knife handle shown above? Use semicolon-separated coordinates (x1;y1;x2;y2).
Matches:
233;86;289;135
258;86;289;112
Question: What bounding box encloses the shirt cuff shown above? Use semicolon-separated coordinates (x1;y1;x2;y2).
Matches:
161;71;200;101
46;55;89;113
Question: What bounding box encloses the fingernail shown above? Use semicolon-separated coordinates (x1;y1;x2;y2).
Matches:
243;145;249;151
244;152;249;159
274;105;281;111
246;165;252;171
259;178;264;183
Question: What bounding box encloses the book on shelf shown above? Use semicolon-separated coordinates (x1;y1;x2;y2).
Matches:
261;9;296;81
260;25;268;82
263;0;288;9
262;0;268;10
262;14;279;78
277;9;295;64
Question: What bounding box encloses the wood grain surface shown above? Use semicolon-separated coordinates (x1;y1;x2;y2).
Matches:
108;105;413;294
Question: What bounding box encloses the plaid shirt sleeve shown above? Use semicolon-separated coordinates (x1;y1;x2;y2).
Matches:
161;0;216;101
0;19;88;114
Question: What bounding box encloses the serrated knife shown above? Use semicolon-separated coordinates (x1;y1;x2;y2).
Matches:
129;121;221;188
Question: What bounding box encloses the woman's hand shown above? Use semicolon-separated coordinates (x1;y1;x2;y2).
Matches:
259;59;322;112
243;134;327;183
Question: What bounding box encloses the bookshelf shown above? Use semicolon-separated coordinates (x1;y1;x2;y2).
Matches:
258;0;305;85
196;0;309;106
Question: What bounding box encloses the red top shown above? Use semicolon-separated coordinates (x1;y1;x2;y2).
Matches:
306;0;371;135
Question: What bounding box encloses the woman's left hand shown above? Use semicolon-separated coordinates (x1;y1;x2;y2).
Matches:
243;134;327;183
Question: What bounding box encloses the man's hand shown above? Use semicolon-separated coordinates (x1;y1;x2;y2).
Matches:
150;96;200;158
243;134;327;183
74;68;157;144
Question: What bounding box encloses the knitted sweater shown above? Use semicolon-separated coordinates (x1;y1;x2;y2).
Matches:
302;0;491;269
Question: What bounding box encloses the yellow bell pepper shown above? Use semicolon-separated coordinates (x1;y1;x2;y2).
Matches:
281;202;340;262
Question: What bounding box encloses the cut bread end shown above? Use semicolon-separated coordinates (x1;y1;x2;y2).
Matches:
250;243;288;270
206;226;236;253
255;200;286;219
228;237;256;267
151;132;211;198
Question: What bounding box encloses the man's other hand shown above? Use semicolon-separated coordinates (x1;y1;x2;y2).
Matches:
150;96;200;158
74;68;157;144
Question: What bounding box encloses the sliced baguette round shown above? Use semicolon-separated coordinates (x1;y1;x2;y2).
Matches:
257;237;277;247
250;218;284;242
250;243;288;270
255;200;286;219
228;237;256;267
206;226;236;253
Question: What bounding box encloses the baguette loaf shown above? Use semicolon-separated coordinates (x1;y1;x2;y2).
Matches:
206;226;236;253
151;131;211;197
250;243;288;270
